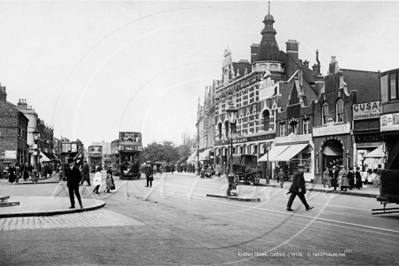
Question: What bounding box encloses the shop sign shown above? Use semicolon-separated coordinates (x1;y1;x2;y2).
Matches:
380;113;399;132
4;150;16;159
313;123;350;137
354;133;382;143
276;133;311;144
353;101;380;120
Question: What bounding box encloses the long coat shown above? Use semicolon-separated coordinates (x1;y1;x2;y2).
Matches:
145;165;153;178
289;170;306;194
331;169;339;187
339;169;350;187
355;171;363;188
81;164;90;181
65;166;82;188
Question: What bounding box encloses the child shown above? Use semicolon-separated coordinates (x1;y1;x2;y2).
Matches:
105;169;115;193
278;169;285;188
92;167;102;194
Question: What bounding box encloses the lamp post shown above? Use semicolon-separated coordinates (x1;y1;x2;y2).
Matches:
226;103;238;196
32;128;40;181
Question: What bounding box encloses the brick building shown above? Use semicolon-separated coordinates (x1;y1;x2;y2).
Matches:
0;86;29;172
312;57;379;181
17;99;54;166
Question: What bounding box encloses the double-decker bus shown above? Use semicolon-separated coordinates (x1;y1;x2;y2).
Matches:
118;132;142;180
87;145;103;173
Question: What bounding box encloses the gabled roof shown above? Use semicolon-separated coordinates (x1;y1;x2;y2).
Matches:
341;69;379;103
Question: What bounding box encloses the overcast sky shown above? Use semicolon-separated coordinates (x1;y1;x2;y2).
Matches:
1;1;398;147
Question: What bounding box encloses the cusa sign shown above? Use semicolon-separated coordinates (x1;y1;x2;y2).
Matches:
353;101;380;120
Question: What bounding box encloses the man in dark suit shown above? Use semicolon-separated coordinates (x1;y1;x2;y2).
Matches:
65;159;83;209
145;161;153;187
286;164;314;211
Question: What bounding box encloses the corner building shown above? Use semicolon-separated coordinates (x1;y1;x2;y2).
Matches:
212;9;322;177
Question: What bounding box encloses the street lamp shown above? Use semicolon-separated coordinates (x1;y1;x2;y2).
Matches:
226;103;238;196
32;128;40;180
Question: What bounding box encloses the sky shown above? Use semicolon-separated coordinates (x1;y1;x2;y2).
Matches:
0;1;398;148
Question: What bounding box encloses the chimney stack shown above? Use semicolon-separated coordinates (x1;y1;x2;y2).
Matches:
17;99;28;109
285;40;299;78
0;85;7;102
250;43;259;64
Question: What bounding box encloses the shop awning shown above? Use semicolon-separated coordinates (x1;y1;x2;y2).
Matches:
199;149;211;161
258;145;290;162
186;152;197;163
39;152;51;163
365;144;386;158
271;144;309;162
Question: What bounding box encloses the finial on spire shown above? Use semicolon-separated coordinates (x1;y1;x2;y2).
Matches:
268;1;270;14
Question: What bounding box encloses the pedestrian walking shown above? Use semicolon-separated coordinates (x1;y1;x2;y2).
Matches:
347;167;355;190
339;165;349;191
105;169;115;193
145;161;154;187
92;167;102;194
23;163;29;181
15;164;21;183
171;165;175;174
79;160;91;186
286;164;314;212
65;159;83;209
8;164;16;184
330;165;339;191
322;167;331;188
355;167;363;189
215;163;221;178
278;168;285;188
59;164;65;182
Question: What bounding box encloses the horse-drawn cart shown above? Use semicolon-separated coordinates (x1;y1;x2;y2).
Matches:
232;154;261;186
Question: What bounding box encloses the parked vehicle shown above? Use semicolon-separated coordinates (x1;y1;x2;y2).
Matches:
232;154;261;185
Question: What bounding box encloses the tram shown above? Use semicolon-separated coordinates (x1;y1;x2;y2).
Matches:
117;132;142;180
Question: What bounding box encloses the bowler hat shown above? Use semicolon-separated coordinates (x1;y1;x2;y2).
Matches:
68;158;73;163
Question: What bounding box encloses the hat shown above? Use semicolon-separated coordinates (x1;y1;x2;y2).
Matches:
68;158;73;163
297;164;305;169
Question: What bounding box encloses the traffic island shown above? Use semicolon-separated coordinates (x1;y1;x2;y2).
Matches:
206;194;261;202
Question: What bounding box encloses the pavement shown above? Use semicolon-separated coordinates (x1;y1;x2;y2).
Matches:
0;173;105;218
172;171;381;199
0;171;380;218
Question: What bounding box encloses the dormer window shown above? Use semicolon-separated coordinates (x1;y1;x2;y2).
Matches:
336;98;344;122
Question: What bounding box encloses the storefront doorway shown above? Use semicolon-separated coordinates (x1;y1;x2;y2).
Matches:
323;139;343;169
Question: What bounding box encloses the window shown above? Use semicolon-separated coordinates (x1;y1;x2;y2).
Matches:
322;102;329;124
336;98;344;122
390;72;398;100
279;123;286;137
289;121;298;134
262;110;270;131
303;119;310;134
380;74;388;103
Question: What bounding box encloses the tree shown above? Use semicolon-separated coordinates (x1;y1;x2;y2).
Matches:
141;141;179;164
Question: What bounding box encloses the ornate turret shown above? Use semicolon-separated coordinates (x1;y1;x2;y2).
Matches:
256;2;280;62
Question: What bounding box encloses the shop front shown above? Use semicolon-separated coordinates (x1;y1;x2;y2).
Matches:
313;122;352;182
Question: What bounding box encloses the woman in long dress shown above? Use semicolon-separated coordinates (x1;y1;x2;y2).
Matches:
339;165;350;192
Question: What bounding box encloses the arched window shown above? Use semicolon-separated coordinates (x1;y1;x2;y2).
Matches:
336;98;344;122
224;121;229;137
322;102;329;124
262;110;270;131
217;123;222;139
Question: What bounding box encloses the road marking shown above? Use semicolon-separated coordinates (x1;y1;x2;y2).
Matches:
143;186;399;235
0;210;144;231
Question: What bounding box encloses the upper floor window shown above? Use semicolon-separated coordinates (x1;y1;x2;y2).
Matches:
322;102;329;124
303;119;310;134
289;120;298;134
217;123;222;139
390;72;398;100
336;98;344;122
262;110;270;131
279;123;286;137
